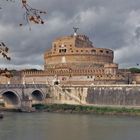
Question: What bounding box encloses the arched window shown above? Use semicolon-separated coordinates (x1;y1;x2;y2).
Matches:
100;50;103;53
54;44;56;48
91;49;96;53
106;51;109;54
59;49;67;53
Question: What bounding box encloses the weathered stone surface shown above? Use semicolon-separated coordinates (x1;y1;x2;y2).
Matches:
86;86;140;106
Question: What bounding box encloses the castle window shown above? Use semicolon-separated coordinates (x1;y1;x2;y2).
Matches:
100;50;103;53
59;49;67;53
76;50;79;52
91;49;96;53
54;44;56;48
71;51;73;53
106;51;109;54
70;45;72;47
81;50;83;52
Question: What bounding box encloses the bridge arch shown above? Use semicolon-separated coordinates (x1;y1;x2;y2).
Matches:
0;90;21;108
31;90;45;103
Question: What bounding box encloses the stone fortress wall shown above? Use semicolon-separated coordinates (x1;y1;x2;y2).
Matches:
23;33;129;85
1;32;140;87
44;35;113;69
22;65;127;85
2;32;140;108
0;32;137;86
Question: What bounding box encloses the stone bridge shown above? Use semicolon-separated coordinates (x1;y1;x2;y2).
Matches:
0;84;50;109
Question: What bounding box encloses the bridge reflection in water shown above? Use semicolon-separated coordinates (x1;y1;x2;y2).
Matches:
0;84;49;109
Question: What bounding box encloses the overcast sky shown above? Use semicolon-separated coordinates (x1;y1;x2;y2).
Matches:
0;0;140;69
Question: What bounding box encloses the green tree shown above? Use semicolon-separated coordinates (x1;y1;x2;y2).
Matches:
129;68;140;73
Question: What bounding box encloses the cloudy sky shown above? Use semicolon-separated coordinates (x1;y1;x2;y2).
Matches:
0;0;140;69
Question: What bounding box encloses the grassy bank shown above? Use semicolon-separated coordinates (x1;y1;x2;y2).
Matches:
32;104;140;116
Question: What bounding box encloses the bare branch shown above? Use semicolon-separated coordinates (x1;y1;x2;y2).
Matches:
0;0;46;77
0;68;12;78
0;42;11;61
20;0;47;27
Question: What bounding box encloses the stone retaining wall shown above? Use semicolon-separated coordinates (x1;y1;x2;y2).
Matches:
51;85;140;107
86;86;140;106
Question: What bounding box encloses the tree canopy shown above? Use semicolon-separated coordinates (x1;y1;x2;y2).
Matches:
129;68;140;73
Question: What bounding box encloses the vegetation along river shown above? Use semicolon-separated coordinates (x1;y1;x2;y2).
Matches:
0;112;140;140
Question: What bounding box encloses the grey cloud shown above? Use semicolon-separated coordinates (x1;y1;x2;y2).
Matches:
1;0;140;69
135;26;140;39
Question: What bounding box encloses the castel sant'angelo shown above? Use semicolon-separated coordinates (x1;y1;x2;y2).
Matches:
2;29;139;85
2;29;140;109
20;29;140;85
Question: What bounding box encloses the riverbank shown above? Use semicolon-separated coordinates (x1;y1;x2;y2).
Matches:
32;104;140;116
1;104;140;116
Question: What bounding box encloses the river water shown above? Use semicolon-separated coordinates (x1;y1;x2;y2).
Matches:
0;112;140;140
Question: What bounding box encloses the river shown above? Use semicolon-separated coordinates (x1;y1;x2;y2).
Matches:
0;112;140;140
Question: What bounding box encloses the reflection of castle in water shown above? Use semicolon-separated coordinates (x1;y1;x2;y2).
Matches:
1;31;140;85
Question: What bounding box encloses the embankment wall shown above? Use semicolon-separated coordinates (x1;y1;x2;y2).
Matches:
49;85;140;107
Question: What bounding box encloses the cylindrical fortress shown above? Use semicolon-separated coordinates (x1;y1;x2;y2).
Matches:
44;35;114;69
22;33;128;85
